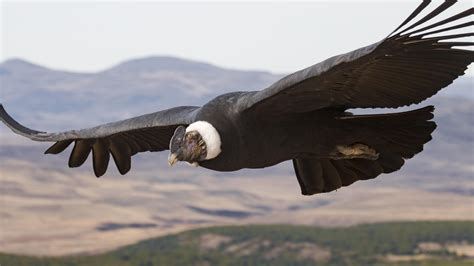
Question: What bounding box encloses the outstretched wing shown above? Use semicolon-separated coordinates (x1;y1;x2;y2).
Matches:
0;104;199;177
242;1;473;116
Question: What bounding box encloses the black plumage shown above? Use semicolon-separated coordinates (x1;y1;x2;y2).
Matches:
1;1;472;195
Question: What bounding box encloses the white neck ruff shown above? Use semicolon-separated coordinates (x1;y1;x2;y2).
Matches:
186;121;222;160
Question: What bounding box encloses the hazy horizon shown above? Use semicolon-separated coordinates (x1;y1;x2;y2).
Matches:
2;1;472;75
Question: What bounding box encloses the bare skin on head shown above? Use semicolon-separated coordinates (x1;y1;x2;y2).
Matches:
168;127;207;166
168;121;222;167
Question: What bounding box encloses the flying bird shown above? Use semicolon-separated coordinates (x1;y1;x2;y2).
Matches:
1;1;473;195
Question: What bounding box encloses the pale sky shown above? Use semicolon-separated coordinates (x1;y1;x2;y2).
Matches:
1;0;472;74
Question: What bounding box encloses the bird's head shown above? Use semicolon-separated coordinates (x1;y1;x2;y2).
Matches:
168;121;222;167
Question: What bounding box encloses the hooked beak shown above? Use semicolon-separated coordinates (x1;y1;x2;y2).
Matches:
168;153;178;167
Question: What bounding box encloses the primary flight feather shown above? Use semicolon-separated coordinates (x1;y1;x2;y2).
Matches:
1;0;473;195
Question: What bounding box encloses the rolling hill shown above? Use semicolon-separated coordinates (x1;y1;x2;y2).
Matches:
1;221;473;266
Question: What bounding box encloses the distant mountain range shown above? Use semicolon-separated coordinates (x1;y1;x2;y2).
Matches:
0;56;472;188
1;57;472;129
0;57;474;185
0;57;280;130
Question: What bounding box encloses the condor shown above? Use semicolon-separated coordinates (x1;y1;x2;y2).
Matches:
1;1;473;195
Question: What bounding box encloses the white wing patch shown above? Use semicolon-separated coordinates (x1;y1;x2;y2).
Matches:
186;121;222;160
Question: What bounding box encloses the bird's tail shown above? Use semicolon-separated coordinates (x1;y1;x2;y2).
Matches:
339;105;436;162
293;106;436;195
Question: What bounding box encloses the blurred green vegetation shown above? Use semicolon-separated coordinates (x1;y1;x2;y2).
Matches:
1;221;473;266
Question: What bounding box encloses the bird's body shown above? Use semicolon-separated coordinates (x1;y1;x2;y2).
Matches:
1;0;473;195
175;91;339;171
